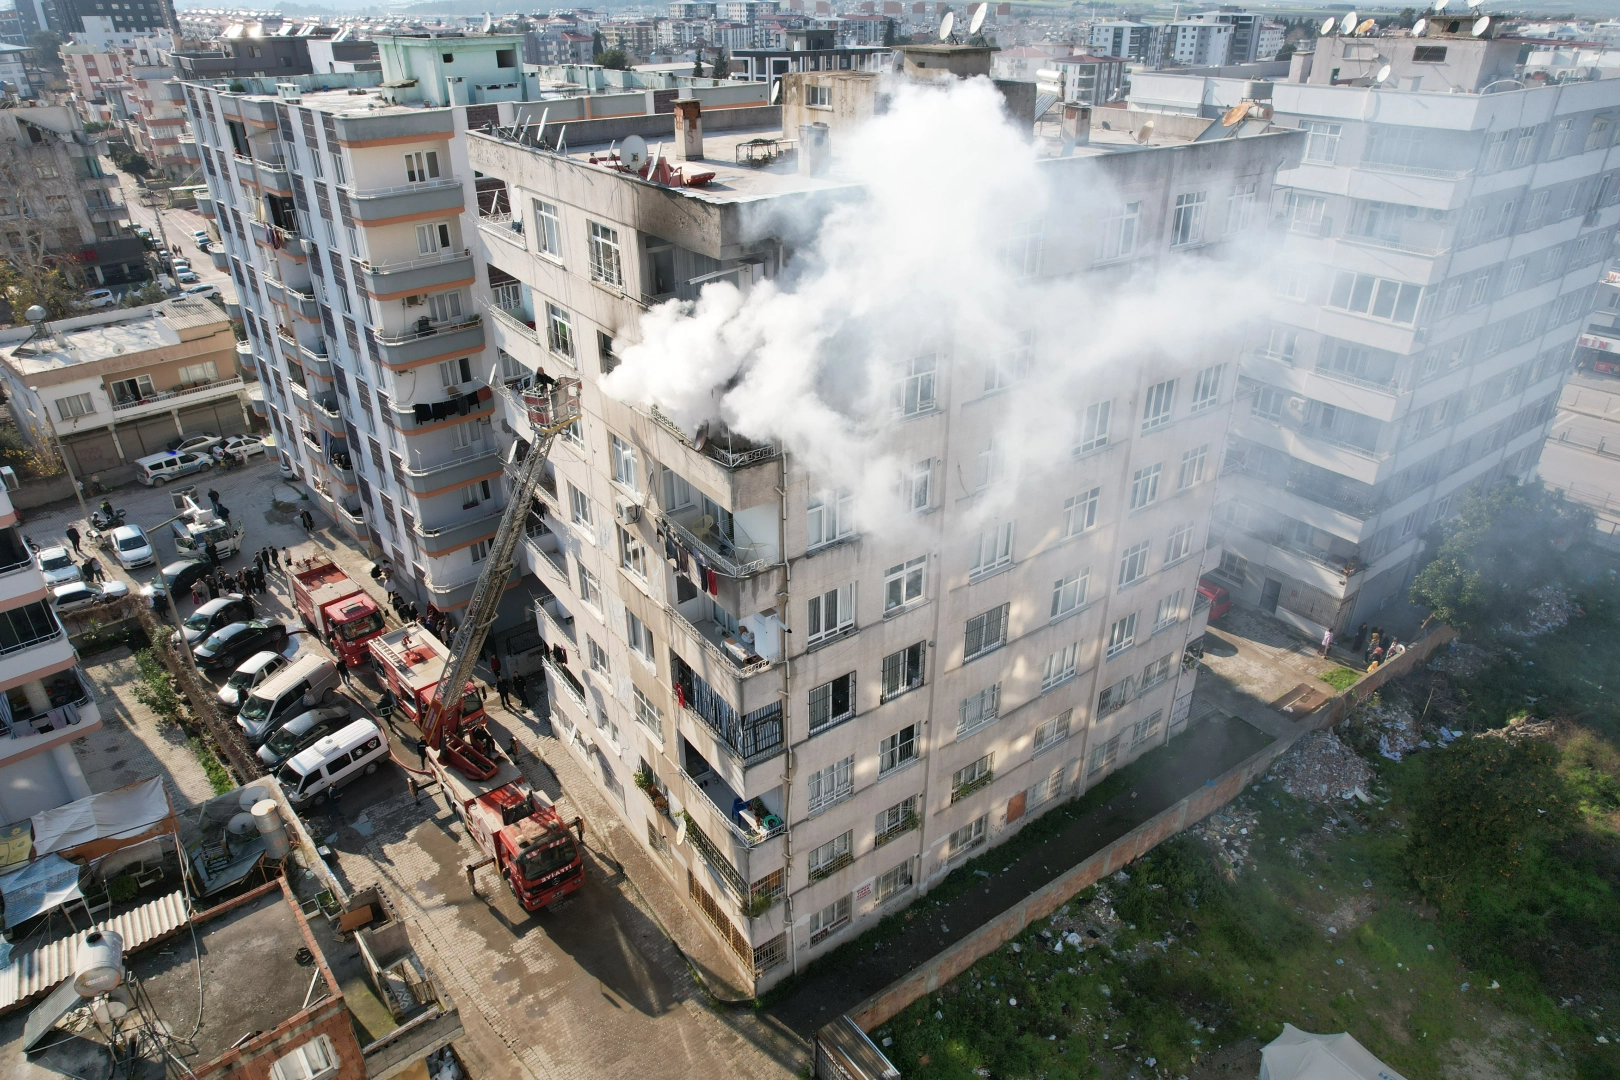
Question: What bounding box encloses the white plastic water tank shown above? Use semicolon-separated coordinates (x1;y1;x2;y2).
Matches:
73;930;124;996
251;799;291;860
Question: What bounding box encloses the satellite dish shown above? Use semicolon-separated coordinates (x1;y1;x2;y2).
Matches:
1471;13;1489;34
770;79;781;104
1341;11;1358;34
1356;17;1376;34
969;2;987;34
1320;15;1336;34
938;11;954;40
1413;17;1427;34
1375;63;1391;82
1434;0;1448;12
1222;102;1249;126
1466;0;1481;8
1135;119;1154;143
621;134;648;171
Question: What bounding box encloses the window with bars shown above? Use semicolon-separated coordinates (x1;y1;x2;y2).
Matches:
951;755;993;801
807;673;855;735
957;684;1001;738
588;221;623;286
881;642;925;701
947;815;986;856
1097;676;1134;717
1034;709;1072;756
963;604;1009;661
878;724;918;776
875;795;920;845
806;756;854;815
875;860;913;903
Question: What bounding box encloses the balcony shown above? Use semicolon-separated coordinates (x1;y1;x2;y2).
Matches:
670;651;784;770
93;377;246;428
312;393;344;434
535;595;577;647
667;603;777;679
411;503;505;557
87;203;127;224
660;509;778;578
299;340;332;378
358;249;474;299
373;315;484;368
680;746;785;852
489;301;540;345
476;212;526;249
542;652;588;715
256;159;292;195
398;445;502;497
4;666;97;738
288;379;311;413
210;248;229;270
343;178;464;226
286;286;320;321
333;499;368;542
301;428;322;455
648;406;778;470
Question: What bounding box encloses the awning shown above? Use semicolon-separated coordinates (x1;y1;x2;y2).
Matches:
0;855;82;929
30;778;177;864
1260;1024;1410;1080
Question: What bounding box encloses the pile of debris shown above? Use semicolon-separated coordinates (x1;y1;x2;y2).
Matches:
1478;715;1557;742
1510;585;1583;637
1269;730;1374;803
1044;889;1125;952
1428;641;1491;680
1189;805;1260;876
1340;694;1423;761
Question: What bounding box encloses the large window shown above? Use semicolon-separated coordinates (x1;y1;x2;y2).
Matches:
807;488;854;548
1033;709;1072;755
957;684;1001;738
1165;522;1195;564
404;150;440;183
880;642;925;700
808;673;855;735
963;603;1009;661
1098;201;1140;261
1170;191;1206;247
1118;540;1151;587
1283;191;1326;235
546;303;575;360
1178;444;1208;488
178;361;218;384
969;521;1013;576
1106;613;1137;658
55;393;93;420
878;724;918;775
588;221;623;286
1129;464;1162;510
1051;568;1089;619
1042;642;1078;689
884;556;925;611
1327;271;1422;324
892;353;937;416
0;600;59;654
1141;379;1176;431
610;434;639;492
1076;400;1111;453
1191;364;1223;412
532;199;562;257
1300;120;1342;164
806;756;854;815
1063;488;1100;537
806;584;855;644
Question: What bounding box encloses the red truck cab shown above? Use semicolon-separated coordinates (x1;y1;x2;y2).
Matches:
290;557;385;664
467;785;584;910
1197;577;1232;621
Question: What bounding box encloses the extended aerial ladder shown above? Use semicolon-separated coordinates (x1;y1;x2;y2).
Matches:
420;377;581;781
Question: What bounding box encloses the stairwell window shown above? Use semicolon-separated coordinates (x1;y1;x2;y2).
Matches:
957;684;1001;738
1141;379;1175;432
878;724;918;776
1170;191;1206;247
587;636;610;674
1191;364;1223;412
1300;121;1342;165
892;353;937;416
963;603;1009;661
806;755;854;815
969;521;1013;577
1119;540;1151;587
880;642;925;701
625;610;654;662
807;488;854;548
807;584;855;644
1051;568;1089;619
619;526;648;579
1178;445;1208;489
546;303;575;361
532;199;561;258
1042;642;1078;690
1063;488;1100;537
884;556;925;612
1033;709;1072;756
610;434;640;492
808;672;855;735
1165;522;1194;564
1075;400;1111;454
1129;464;1161;510
588;221;623;287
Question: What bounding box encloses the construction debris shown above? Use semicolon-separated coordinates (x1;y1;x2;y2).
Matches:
1340;694;1422;761
1189;805;1260;875
1269;731;1374;804
1478;715;1557;742
1510;585;1583;637
1427;641;1491;680
1046;891;1124;951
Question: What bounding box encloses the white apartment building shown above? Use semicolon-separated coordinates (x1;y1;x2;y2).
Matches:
0;479;101;823
1089;21;1153;62
1185;11;1260;64
180;32;539;616
1158;21;1233;68
464;53;1301;989
1130;29;1620;635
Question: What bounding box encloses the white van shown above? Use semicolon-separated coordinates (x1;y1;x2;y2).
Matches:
133;450;212;487
237;655;340;746
278;719;389;808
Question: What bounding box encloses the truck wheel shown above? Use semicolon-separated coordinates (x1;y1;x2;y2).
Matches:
152;477;166;487
312;792;328;807
364;761;378;776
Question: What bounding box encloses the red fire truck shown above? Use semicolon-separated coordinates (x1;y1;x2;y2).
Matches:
289;557;386;665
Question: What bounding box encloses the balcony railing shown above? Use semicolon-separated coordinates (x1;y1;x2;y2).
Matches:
672;655;784;767
647;406;778;469
661;513;777;578
110;376;245;413
872;811;921;849
362;248;471;276
542;653;587;712
477;212;525;246
403;445;501;479
1356;158;1471;180
343;177;461;200
489;302;540;344
1339;232;1450;258
680;767;785;849
680;812;747;900
0;617;65;658
666;605;774;678
6;667;93;738
535;600;576;646
1310;365;1400;395
951;770;994;803
375;313;480;347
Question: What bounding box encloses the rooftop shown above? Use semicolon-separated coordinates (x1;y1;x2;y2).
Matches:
6;300;228;376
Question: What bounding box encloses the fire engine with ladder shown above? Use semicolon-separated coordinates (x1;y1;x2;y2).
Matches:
369;377;588;911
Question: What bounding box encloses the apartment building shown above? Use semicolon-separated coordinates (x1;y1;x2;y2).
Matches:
1129;28;1620;636
1089;21;1154;62
0;475;101;824
465;53;1299;989
1185;11;1262;65
0;300;249;478
179;32;535;610
1157;21;1233;68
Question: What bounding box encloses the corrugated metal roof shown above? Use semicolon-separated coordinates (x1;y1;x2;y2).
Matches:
0;890;191;1015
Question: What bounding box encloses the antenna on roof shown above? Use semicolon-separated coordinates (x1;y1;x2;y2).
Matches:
938;11;955;42
1134;118;1154;143
1221;101;1249;126
1433;0;1448;13
968;2;987;35
1471;13;1490;34
621;134;648;171
1340;11;1358;34
1375;63;1391;83
1412;17;1427;34
771;79;781;104
1319;16;1337;34
1355;17;1376;34
556;125;568;155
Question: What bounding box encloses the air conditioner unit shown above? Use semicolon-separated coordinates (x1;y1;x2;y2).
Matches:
404;294;422;307
1287;396;1306;409
614;496;640;525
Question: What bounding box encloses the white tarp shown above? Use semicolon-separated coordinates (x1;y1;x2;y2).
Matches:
0;854;83;929
1259;1024;1409;1080
29;778;173;858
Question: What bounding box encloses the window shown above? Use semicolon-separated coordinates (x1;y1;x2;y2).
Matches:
269;1035;338;1080
1098;201;1140;260
881;642;925;700
1033;709;1072;755
1164;522;1194;564
1051;568;1089;619
1132;710;1163;746
1063;488;1100;537
874;860;913;902
963;604;1009;661
976;438;1005;489
416;221;451;254
901;458;931;512
1504;257;1528;293
807;584;854;644
809;895;851;943
1097;676;1134;718
808;673;855;735
610;434;639;491
1283;191;1327;236
1216;550;1248;586
597;331;618;375
1106;613;1137;659
404;150;440;183
951;755;993;800
329;151;346;185
54;393;93;420
969;521;1013;576
1171;192;1206;247
1412;45;1447;62
1029;765;1066;806
999;219;1043;278
619;526;648;578
1511;125;1539;168
1585;116;1614;153
1042;642;1078;689
878;724;918;775
1089;734;1122;775
1076;400;1111;453
985;329;1035;391
577;564;600;608
808;831;852;878
1129;464;1162;510
1301;120;1342;165
806;756;854;814
569;483;592;528
1327;271;1423;324
957;684;1001;738
626;610;653;661
469;539;491;563
1191;364;1223;412
426;290;463;322
546;303;575;360
1141;654;1172;689
587;221;623;287
807;488;854;548
1178;445;1208;489
1153;589;1183;631
633;685;661;733
460;480;491;508
178;361;218;384
1141;379;1175;431
892;353;937;416
1118;540;1151;587
947;815;986;856
1226;183;1256;232
806;83;831;107
532;199;561;257
884;556;925;611
875;795;919;843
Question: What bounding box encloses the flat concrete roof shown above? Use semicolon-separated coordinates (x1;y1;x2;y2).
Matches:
6;300;226;376
559;124;856;204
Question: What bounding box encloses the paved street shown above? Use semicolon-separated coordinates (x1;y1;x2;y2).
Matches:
34;459;805;1079
106;156;239;303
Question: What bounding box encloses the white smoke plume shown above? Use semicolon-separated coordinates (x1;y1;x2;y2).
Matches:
602;75;1276;534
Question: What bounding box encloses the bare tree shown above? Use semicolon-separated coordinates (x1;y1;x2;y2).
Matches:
0;131;93;317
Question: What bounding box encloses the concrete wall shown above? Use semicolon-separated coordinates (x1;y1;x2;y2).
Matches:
508;102;780;149
841;623;1457;1032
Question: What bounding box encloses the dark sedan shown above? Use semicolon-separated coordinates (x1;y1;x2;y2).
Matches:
194;621;289;674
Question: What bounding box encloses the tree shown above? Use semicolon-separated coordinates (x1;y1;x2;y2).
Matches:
0;140;93;312
29;30;62;70
118;280;166;307
592;29;605;57
110;148;153;177
1409;479;1592;630
711;48;729;79
595;48;629;70
1274;42;1296;62
1394;7;1418;27
693;55;705;77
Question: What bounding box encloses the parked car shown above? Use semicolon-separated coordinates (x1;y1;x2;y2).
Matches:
237;656;341;746
1196;577;1232;621
182;283;219;300
221;433;266;459
83;288;117;309
134;450;211;486
52;580;129;613
191;229;210;245
172;593;254;646
143;558;210;603
218;650;293;712
35;546;82;587
171;258;191;272
194;620;289;674
256;704;351;769
280;720;388;807
108;524;156;569
175;269;199;284
166;431;220;453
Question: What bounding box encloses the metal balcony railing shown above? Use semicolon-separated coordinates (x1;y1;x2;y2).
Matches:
110;376;245;413
489;302;540;344
661;514;777;578
666;605;774;678
647;406;778;469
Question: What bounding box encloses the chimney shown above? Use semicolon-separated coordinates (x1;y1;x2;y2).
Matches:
673;97;703;161
1061;103;1090;155
799;121;830;176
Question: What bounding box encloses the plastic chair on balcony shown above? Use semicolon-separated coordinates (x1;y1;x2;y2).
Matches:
692;515;716;542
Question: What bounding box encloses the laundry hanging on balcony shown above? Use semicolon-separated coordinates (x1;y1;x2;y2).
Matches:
262;222;282;249
412;387;490;423
656;523;718;596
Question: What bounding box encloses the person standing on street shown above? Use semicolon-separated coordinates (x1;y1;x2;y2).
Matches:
1318;628;1334;659
281;548;292;571
206;488;220;511
511;673;528;710
335;654;349;685
495;676;511;710
65;526;81;555
414;737;428;769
